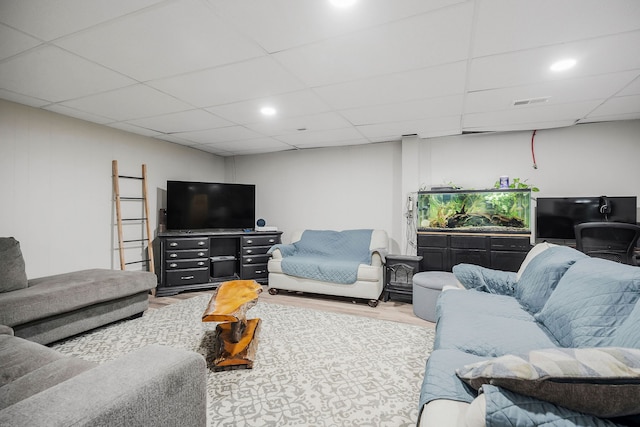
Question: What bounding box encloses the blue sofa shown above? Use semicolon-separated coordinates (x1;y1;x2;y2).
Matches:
418;243;640;426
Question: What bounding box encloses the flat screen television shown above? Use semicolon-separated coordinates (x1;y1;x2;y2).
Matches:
535;196;637;241
166;181;255;231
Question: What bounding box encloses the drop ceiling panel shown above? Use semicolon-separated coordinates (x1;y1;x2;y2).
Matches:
273;2;474;87
245;112;352;136
469;31;640;92
586;94;640;119
463;100;602;129
59;84;192;121
0;46;135;102
55;0;265;82
341;95;464;126
199;137;292;152
313;61;467;110
618;75;640;96
356;116;461;140
45;104;113;124
472;0;640;57
206;89;331;124
173;126;263;145
275;127;364;146
0;24;41;60
0;89;49;108
465;71;640;113
0;0;163;41
125;109;233;133
208;0;466;53
148;56;304;108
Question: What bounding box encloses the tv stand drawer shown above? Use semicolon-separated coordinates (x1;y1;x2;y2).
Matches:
165;238;209;250
166;268;209;286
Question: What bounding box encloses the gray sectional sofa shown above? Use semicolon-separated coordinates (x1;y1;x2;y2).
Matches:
0;325;207;426
0;237;157;344
418;243;640;426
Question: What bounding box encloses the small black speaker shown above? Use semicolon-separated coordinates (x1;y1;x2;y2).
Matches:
256;218;266;227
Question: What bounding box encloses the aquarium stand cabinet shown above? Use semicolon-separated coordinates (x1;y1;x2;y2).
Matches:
417;232;531;273
156;230;282;296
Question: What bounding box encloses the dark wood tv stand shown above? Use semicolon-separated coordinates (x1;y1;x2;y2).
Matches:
156;230;282;297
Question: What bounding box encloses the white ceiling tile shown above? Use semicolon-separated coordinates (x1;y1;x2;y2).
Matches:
618;74;640;96
273;2;474;87
275;127;364;145
108;122;162;137
473;0;640;57
341;95;464;126
463;120;577;133
245;112;352;136
155;134;200;146
190;144;233;156
0;24;41;60
357;116;461;140
149;56;304;108
0;0;163;40
173;126;263;145
0;45;135;102
206;90;331;124
208;0;467;53
125;110;233;133
54;0;265;82
586;94;640;119
314;62;467;110
200;137;293;152
579;113;640;124
464;71;640;113
59;84;192;121
469;31;640;91
463;100;602;129
293;138;371;149
0;89;50;108
44;104;113;124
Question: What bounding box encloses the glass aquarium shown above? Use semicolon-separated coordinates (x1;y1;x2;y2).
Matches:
417;189;531;233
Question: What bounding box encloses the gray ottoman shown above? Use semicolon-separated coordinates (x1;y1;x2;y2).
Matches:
412;272;459;322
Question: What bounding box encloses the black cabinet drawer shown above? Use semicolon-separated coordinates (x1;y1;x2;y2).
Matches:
242;246;271;256
450;236;487;249
165;249;208;260
490;237;531;251
241;264;269;280
242;254;271;264
491;251;528;272
417;234;447;247
242;235;280;247
166;259;208;269
166;268;209;286
165;238;209;250
450;249;489;268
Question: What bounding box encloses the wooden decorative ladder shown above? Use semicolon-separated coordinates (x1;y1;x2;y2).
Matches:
112;160;155;273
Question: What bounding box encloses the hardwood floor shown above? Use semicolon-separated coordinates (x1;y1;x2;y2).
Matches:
149;286;435;328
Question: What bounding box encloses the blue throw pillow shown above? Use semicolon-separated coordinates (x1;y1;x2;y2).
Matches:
611;300;640;348
535;258;640;348
515;246;587;314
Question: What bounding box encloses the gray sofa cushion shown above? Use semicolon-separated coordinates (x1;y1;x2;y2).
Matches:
535;258;640;348
0;269;156;327
0;238;28;293
0;335;96;410
436;289;534;323
515;246;587;314
611;300;640;348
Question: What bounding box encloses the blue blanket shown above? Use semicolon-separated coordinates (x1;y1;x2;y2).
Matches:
269;229;374;284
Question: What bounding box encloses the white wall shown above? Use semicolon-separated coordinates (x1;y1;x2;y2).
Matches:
227;142;404;253
0;100;225;278
2;97;638;278
417;121;640;199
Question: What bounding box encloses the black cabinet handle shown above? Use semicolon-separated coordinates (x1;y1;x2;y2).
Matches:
170;242;178;247
169;263;177;268
169;253;177;258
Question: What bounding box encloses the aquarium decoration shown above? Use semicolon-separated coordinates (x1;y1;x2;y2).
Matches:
417;188;531;233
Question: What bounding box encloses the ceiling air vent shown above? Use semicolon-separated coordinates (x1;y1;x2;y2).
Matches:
512;96;551;106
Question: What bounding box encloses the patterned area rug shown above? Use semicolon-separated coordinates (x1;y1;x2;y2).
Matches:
52;295;434;426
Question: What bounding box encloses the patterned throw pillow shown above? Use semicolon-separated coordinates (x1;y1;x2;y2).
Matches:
456;347;640;418
0;237;28;293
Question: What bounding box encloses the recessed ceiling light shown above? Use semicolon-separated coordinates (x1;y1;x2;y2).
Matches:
329;0;357;8
550;58;576;72
260;106;276;116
